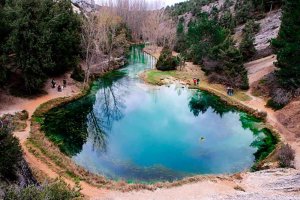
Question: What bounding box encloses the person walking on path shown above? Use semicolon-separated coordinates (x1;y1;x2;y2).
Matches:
63;79;67;88
193;78;197;86
57;85;62;92
197;78;200;85
51;79;56;88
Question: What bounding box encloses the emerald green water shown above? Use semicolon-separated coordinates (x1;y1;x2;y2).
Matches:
43;46;277;182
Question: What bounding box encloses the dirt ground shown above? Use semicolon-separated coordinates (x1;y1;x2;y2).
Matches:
104;168;300;200
0;73;80;117
244;54;277;85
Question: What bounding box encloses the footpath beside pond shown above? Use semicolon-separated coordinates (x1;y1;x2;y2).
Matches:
0;46;299;199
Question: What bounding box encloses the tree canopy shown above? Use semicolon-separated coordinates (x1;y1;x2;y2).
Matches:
0;0;81;94
272;0;300;90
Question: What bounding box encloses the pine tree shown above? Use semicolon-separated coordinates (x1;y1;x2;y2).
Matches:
7;0;81;93
218;37;249;89
219;11;235;32
239;20;258;60
0;0;10;85
272;0;300;90
174;17;186;53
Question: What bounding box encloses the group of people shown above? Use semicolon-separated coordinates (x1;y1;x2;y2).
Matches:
51;79;67;92
227;86;234;96
193;78;200;85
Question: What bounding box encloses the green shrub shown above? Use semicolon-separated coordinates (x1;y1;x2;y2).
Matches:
156;47;179;71
71;66;85;82
4;180;81;200
0;125;22;180
266;99;285;110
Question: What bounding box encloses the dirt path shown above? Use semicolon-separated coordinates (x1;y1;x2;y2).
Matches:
1;53;299;199
243;55;300;169
244;55;277;85
1;74;109;199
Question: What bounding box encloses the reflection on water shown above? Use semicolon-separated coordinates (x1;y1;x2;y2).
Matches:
43;45;277;182
189;90;234;117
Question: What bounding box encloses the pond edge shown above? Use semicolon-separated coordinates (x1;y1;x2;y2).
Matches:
26;49;282;192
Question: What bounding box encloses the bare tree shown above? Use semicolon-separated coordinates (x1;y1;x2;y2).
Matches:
81;7;128;87
96;8;123;70
81;13;101;88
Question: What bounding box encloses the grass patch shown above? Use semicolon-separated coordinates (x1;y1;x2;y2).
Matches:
66;170;81;182
33;116;44;124
145;70;176;85
234;91;252;101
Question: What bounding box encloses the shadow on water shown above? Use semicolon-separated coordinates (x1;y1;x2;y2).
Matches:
238;113;278;163
189;90;278;165
43;71;127;156
43;46;154;157
189;90;235;117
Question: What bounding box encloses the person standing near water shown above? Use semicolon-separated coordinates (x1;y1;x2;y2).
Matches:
197;78;200;85
227;86;233;96
57;85;62;92
227;87;234;96
51;79;56;88
193;78;197;85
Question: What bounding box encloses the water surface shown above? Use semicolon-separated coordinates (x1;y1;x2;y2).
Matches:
43;46;276;182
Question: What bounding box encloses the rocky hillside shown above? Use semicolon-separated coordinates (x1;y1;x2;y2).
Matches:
172;0;282;58
234;9;281;57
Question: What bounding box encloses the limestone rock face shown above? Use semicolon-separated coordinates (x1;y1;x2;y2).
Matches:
234;9;282;52
254;9;282;51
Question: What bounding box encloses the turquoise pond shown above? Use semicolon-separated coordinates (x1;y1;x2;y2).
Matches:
43;46;277;182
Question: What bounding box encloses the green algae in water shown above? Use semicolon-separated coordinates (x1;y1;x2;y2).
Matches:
42;46;277;182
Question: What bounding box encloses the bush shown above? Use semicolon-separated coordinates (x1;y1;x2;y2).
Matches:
234;0;255;24
4;180;81;200
0;65;8;85
266;99;285;110
71;66;85;82
18;110;29;121
156;46;179;71
278;144;295;168
267;88;293;110
0;125;22;180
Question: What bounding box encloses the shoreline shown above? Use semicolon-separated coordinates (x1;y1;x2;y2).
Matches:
27;46;279;189
141;46;300;171
1;45;298;199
